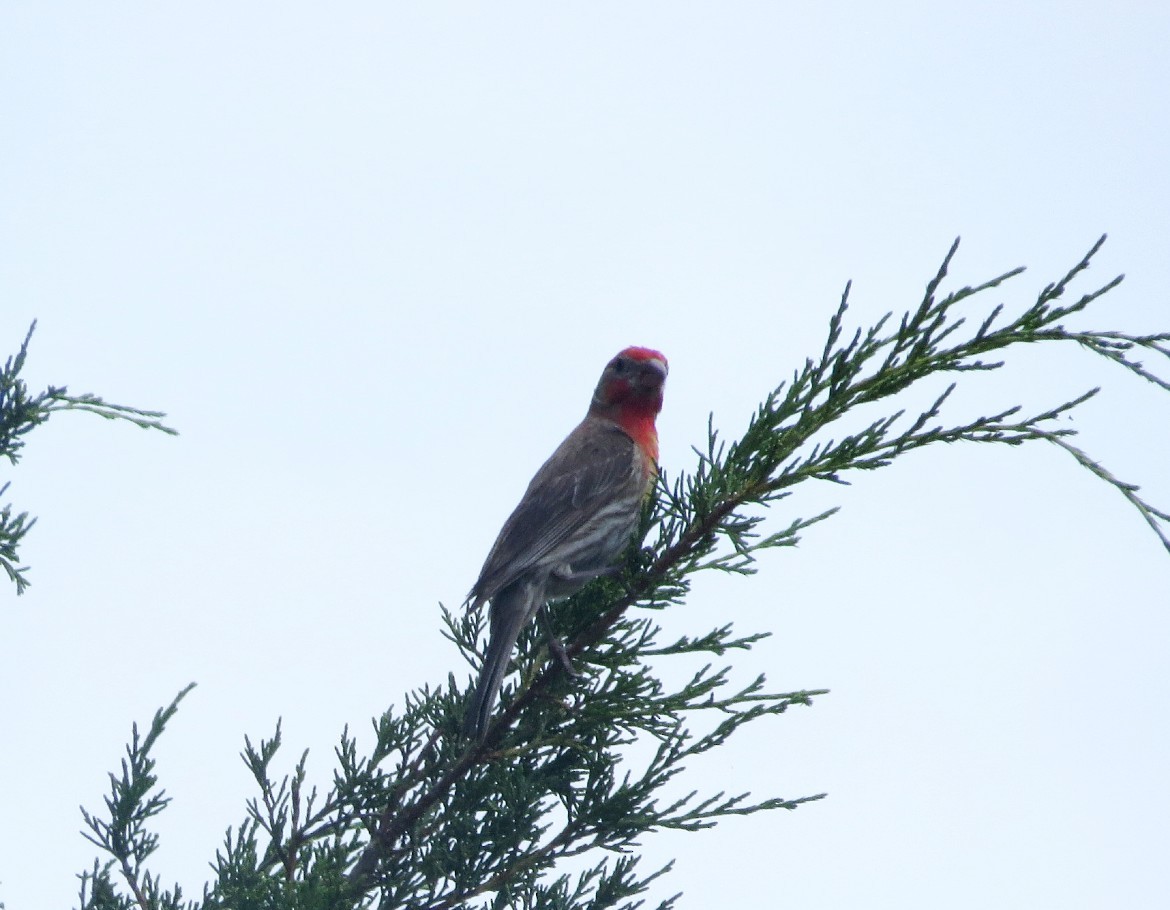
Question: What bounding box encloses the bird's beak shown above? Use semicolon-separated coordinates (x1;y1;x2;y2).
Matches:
640;358;668;386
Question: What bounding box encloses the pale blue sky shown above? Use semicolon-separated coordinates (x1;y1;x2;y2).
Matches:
2;3;1168;908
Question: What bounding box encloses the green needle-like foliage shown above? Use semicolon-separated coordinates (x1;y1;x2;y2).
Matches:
0;321;177;593
79;685;196;910
76;239;1170;910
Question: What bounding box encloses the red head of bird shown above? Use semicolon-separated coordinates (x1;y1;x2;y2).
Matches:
589;346;668;462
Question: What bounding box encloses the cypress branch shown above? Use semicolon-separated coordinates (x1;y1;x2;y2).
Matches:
75;239;1170;909
0;321;176;594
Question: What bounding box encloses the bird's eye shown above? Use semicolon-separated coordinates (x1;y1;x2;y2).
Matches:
611;358;626;373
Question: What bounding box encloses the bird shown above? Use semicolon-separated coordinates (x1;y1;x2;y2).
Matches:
462;346;668;739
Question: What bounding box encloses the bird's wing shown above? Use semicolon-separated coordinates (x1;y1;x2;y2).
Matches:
469;421;642;603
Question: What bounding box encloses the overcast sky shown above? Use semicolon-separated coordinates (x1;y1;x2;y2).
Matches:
2;3;1168;908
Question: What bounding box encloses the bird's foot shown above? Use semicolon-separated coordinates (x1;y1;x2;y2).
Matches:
551;563;621;587
548;634;579;678
539;605;579;678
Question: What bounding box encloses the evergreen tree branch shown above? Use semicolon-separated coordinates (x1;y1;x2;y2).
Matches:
350;236;1166;900
78;684;195;910
77;238;1170;909
0;321;177;594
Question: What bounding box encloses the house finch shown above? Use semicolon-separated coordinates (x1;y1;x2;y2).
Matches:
462;346;668;739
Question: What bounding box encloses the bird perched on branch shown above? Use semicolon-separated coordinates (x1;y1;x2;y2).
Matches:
462;346;668;739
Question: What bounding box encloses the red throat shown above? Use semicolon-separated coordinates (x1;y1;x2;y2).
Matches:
615;409;660;465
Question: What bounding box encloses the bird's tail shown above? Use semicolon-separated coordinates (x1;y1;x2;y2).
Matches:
463;583;539;740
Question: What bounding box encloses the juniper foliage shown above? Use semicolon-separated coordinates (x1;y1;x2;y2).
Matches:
77;239;1170;910
0;321;177;593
